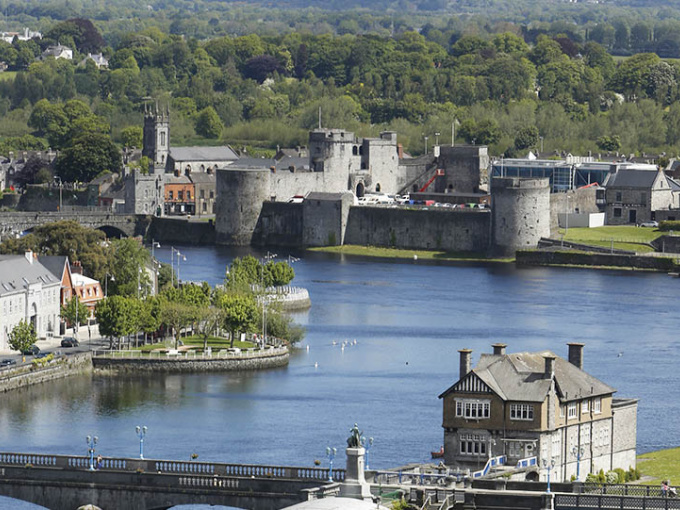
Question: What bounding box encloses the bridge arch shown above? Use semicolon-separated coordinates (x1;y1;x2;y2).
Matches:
97;225;128;239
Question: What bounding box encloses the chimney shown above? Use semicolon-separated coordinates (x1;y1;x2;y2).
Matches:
71;260;83;275
567;342;584;370
492;343;506;356
174;169;180;177
544;355;555;379
459;349;472;379
397;143;404;159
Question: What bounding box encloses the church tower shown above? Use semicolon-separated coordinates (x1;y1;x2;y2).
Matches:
142;104;170;172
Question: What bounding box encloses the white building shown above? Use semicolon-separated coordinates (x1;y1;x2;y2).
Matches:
41;45;73;60
0;252;61;351
0;28;42;44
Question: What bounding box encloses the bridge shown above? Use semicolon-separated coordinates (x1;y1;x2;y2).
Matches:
0;450;677;510
0;211;150;240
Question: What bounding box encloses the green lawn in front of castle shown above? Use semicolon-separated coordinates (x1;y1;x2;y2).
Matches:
637;447;680;485
557;225;664;253
308;245;513;263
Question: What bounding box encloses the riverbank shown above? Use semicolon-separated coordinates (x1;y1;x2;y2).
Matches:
307;245;513;264
637;447;680;485
0;352;92;393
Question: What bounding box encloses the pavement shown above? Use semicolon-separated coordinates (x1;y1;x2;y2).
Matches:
0;324;109;360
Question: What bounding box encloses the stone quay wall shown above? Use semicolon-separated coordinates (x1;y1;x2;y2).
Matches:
516;250;679;271
0;352;92;393
92;348;289;373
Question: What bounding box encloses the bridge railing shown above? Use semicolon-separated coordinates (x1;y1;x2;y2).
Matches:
92;347;289;360
0;452;345;482
556;493;680;509
581;483;671;497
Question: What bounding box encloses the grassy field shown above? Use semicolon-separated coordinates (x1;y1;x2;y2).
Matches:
131;336;256;352
557;225;664;253
307;245;513;263
638;447;680;485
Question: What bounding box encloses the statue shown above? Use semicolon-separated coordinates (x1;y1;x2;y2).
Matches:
347;423;363;448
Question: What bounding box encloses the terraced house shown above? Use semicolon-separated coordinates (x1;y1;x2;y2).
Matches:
438;343;637;481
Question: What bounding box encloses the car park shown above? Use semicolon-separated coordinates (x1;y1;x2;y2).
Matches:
61;337;79;348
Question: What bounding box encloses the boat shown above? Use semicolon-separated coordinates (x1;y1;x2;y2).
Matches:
431;446;444;458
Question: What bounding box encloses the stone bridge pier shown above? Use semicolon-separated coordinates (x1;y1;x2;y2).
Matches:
0;212;151;239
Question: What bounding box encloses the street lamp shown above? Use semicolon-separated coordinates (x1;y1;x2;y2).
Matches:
171;247;186;287
86;435;98;471
151;240;160;259
54;176;63;211
261;252;277;346
543;458;556;492
104;273;114;298
563;194;571;247
435;132;440;147
136;426;148;459
326;447;337;482
540;136;544;154
571;446;584;481
361;436;374;470
424;136;429;155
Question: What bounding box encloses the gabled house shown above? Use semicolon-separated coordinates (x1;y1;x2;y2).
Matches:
37;255;73;307
438;343;637;482
41;45;73;60
604;168;680;225
79;52;108;68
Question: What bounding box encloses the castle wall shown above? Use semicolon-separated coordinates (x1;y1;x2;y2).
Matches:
492;177;550;256
549;188;599;234
436;145;489;193
251;201;303;247
365;133;400;193
215;168;270;245
270;170;324;201
302;193;353;246
344;207;490;251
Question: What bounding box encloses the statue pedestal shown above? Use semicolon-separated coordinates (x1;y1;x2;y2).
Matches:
339;447;372;501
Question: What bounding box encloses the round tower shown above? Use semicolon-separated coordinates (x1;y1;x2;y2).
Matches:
491;177;550;256
215;167;271;245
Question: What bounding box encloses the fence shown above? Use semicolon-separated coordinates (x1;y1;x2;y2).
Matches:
92;346;288;360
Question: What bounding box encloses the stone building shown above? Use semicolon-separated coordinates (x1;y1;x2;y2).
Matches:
190;171;216;217
438;343;637;482
603;168;680;225
0;252;61;350
124;169;164;216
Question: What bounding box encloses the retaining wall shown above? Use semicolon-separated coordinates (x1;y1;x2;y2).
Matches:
516;250;679;271
92;349;289;373
252;201;303;246
147;217;216;244
0;353;92;393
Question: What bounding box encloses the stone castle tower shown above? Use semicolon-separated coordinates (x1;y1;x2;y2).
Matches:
142;105;169;171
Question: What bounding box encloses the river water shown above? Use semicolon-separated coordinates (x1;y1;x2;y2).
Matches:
2;245;678;508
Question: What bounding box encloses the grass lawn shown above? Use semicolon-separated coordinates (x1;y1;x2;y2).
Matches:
132;336;256;352
557;225;664;253
308;245;513;263
638;447;680;485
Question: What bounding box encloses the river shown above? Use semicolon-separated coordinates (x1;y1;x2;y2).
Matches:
1;245;678;508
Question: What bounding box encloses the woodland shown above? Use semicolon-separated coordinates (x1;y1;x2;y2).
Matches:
3;0;680;182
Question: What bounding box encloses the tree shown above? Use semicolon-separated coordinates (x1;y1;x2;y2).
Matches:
195;107;223;139
8;320;37;353
159;300;193;349
107;238;150;298
514;126;539;151
195;306;223;351
61;295;89;330
95;296;141;349
226;255;262;290
219;293;258;347
55;132;122;183
243;55;287;83
263;261;295;287
120;126;143;148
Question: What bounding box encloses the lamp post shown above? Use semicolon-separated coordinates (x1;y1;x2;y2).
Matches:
54;176;63;211
151;240;160;259
435;132;440;147
86;435;98;471
543;458;555;492
424;136;429;155
171;247;185;287
540;136;544;154
261;252;277;346
136;426;148;459
104;273;114;298
563;194;571;247
361;436;374;470
571;446;584;481
326;447;337;482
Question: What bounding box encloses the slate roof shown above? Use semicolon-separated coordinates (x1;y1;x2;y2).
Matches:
36;255;69;281
189;172;216;184
169;146;238;162
0;254;60;296
605;169;660;189
439;350;615;403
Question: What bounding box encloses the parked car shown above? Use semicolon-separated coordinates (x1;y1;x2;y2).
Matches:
21;345;40;355
0;359;16;366
61;337;79;348
640;221;659;228
35;352;49;359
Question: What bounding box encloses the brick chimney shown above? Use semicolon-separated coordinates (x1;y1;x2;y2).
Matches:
567;342;584;370
71;260;83;275
544;355;555;379
459;349;472;379
492;343;506;355
397;143;404;159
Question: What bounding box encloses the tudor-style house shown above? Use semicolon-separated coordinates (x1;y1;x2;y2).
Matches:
438;343;637;482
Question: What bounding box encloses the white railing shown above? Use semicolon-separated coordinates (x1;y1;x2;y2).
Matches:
472;455;506;478
92;347;288;360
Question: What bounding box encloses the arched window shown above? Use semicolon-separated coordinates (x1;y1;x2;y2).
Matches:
353;146;358;156
200;165;205;172
356;182;365;198
375;183;381;192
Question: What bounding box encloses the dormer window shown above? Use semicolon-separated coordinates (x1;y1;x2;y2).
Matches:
455;399;490;419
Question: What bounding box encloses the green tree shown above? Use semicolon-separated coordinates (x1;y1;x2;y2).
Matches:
61;295;89;330
263;261;295;287
55;133;122;183
95;296;140;349
120;126;143;148
226;255;262;290
219;293;258;347
8;320;37;353
195;106;223;139
108;238;150;298
195;306;223;351
514;126;539;151
159;300;193;349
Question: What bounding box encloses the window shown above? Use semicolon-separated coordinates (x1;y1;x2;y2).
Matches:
169;191;174;200
568;402;578;419
510;404;534;421
455;399;490;419
614;208;622;218
178;191;183;200
641;192;647;206
160;132;166;147
200;190;205;199
616;191;622;202
582;400;589;413
560;405;565;418
593;397;601;414
459;434;487;456
187;191;191;200
210;191;214;199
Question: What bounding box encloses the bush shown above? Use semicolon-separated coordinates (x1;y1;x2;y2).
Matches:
614;468;626;483
659;221;680;232
606;470;620;484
